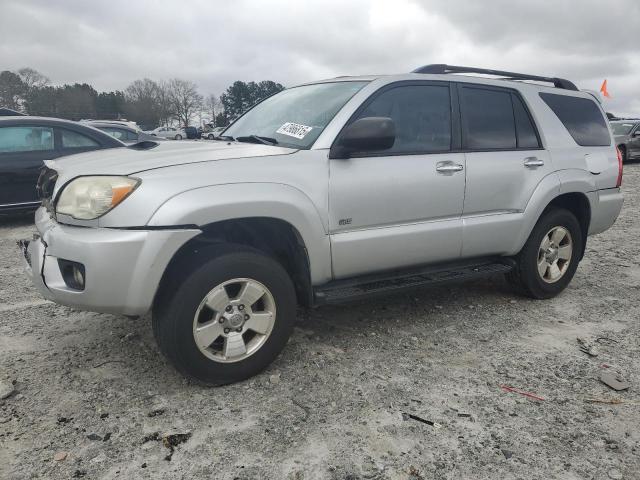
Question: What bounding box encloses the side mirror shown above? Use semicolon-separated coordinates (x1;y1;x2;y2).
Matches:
330;117;395;159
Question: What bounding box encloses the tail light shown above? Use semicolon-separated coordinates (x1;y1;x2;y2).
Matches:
615;146;623;188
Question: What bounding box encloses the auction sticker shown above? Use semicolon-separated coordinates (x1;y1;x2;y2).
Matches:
276;122;313;139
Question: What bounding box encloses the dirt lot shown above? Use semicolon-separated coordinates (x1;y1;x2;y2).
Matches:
1;165;639;480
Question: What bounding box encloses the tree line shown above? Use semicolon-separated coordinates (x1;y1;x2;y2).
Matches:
0;68;284;130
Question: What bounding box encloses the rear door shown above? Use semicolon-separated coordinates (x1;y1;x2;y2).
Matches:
329;81;466;278
458;84;551;258
56;128;103;156
0;125;57;207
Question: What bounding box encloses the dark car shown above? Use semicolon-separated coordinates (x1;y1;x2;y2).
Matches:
183;126;200;140
0;116;124;212
611;119;640;163
84;121;158;145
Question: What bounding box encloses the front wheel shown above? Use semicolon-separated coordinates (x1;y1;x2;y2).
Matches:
508;208;583;299
208;134;215;140
175;134;183;140
153;246;296;385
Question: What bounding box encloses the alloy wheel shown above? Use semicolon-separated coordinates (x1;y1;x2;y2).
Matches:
192;278;276;363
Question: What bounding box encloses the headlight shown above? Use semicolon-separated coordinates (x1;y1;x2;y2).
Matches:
56;176;140;220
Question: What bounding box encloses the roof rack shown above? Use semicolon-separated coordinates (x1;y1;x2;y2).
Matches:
412;64;578;91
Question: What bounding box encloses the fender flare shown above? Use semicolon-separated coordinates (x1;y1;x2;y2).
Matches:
147;183;332;284
510;170;594;254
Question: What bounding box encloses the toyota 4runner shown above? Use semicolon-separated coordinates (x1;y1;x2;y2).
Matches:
20;64;624;385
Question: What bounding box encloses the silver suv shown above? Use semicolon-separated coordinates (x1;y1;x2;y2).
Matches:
20;64;624;385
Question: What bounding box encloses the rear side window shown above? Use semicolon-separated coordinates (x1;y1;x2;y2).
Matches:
539;93;610;146
61;129;100;148
0;126;54;153
354;84;452;153
461;87;516;149
512;95;540;149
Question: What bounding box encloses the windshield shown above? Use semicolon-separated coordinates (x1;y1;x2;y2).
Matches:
223;81;368;149
611;122;636;135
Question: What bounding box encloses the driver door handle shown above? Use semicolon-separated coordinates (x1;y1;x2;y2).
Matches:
524;157;544;168
436;163;464;173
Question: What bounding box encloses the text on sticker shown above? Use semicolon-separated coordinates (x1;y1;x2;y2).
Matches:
276;122;313;139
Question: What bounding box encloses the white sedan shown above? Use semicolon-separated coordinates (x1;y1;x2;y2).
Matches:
146;126;186;140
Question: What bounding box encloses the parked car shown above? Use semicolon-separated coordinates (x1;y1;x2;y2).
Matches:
20;64;623;385
203;126;226;140
146;126;185;140
611;119;640;163
184;126;200;140
79;119;141;131
85;121;158;145
0;116;124;212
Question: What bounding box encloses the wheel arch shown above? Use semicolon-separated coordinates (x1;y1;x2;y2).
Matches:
154;217;315;310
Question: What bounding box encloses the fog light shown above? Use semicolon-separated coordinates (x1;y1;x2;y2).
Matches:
58;259;86;291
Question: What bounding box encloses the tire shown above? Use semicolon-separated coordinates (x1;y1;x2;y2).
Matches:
175;134;183;140
153;245;296;385
507;208;583;299
208;134;214;140
619;145;627;163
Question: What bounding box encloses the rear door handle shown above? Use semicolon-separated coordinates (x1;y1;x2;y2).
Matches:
436;163;464;173
523;157;544;168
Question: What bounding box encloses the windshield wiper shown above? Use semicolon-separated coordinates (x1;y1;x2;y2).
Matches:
235;135;278;146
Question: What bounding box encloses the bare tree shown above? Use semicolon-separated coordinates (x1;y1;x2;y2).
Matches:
18;68;50;91
167;78;203;127
205;94;220;125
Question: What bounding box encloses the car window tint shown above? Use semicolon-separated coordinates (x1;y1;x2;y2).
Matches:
61;129;100;148
512;94;540;149
354;84;451;153
461;87;516;149
0;126;54;153
101;127;127;140
539;93;610;146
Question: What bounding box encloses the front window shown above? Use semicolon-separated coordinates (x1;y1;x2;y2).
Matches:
223;81;368;149
611;122;636;135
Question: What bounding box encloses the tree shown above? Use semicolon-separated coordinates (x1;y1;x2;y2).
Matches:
0;71;25;110
205;94;220;125
166;78;203;127
96;91;126;120
18;68;50;91
220;80;284;121
124;78;165;129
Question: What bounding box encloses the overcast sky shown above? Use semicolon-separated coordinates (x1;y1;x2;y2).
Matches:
1;0;638;115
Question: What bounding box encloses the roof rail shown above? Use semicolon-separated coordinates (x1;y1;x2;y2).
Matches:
412;64;578;91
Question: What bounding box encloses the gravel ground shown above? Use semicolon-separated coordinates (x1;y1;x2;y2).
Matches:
1;164;639;480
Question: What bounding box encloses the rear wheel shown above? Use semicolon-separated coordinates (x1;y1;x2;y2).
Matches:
153;246;296;385
208;134;215;140
508;208;583;299
175;134;183;140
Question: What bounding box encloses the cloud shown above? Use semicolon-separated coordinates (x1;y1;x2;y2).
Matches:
0;0;638;115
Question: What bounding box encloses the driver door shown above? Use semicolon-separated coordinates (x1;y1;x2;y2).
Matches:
328;82;466;279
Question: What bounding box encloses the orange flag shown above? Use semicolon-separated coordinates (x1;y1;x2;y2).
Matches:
600;79;611;98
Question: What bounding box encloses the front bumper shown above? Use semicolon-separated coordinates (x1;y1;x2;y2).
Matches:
20;207;200;316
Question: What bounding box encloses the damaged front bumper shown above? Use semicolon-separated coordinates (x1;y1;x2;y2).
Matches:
19;207;200;316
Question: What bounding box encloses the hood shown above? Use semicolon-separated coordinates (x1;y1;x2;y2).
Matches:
46;141;297;178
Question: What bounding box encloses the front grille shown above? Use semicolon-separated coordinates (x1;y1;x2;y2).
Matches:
36;166;58;212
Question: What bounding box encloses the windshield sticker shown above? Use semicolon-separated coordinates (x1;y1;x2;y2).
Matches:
276;122;313;139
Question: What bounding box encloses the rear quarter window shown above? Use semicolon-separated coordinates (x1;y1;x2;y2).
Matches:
539;93;610;146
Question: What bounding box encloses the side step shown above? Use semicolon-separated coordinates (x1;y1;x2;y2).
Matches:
314;260;514;305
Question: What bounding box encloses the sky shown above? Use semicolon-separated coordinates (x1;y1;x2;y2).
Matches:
1;0;639;116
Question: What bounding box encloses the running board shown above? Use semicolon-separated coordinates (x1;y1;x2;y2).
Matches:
314;260;513;305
